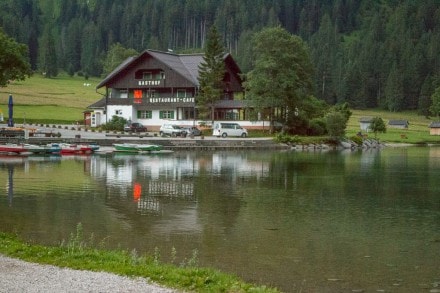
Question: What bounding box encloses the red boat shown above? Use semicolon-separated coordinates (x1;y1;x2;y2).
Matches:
59;143;93;155
0;144;28;154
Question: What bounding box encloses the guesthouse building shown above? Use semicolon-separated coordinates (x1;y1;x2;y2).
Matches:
88;49;251;130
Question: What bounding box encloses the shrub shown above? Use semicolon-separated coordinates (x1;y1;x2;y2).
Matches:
308;118;327;136
350;135;363;145
101;115;127;131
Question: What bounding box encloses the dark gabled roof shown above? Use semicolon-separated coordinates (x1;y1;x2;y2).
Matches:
96;49;237;89
429;121;440;128
388;119;409;125
96;56;137;89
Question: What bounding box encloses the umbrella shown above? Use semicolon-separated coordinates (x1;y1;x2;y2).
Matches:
7;94;13;127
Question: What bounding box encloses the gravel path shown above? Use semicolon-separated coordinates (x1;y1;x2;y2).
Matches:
0;255;178;293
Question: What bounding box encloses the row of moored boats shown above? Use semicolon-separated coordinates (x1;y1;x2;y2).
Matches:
0;143;100;155
0;142;166;155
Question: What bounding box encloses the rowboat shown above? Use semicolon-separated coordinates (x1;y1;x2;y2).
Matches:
0;144;28;154
23;143;62;154
113;143;163;153
59;143;94;154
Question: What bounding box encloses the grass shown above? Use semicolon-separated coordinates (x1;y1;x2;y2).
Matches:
347;109;440;144
0;73;101;124
0;224;279;293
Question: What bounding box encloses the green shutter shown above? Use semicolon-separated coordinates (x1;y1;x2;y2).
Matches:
170;111;174;119
137;111;141;118
159;111;163;119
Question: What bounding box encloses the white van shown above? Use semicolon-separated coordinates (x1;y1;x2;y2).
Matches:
212;122;248;138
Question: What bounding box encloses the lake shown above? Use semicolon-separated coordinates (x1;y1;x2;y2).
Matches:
0;147;439;292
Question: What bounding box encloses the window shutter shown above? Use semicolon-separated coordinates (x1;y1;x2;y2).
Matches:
159;111;163;119
170;111;174;119
137;111;141;118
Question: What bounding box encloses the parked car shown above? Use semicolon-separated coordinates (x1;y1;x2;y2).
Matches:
124;122;147;132
182;126;202;136
212;122;248;138
159;124;187;137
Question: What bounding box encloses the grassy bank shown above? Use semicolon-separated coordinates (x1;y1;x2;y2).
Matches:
0;73;101;124
0;228;279;293
347;109;440;144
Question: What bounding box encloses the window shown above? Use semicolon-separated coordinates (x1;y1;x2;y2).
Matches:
137;110;152;119
147;90;156;97
155;71;164;80
159;110;174;119
115;109;123;115
120;90;128;99
177;89;186;98
143;72;152;80
134;90;143;99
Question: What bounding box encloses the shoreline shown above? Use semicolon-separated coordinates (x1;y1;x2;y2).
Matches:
0;254;177;293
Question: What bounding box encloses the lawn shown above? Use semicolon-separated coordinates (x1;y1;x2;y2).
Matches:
0;73;102;123
347;109;440;144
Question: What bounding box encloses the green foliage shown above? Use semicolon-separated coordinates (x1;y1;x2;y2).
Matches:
349;135;363;146
325;111;346;138
101;43;138;76
245;26;314;132
370;116;387;138
274;133;301;144
39;26;58;78
0;231;280;293
101;115;127;131
197;26;225;121
430;87;440;119
308;118;327;136
0;28;32;87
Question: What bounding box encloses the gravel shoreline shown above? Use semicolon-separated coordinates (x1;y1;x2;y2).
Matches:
0;255;177;293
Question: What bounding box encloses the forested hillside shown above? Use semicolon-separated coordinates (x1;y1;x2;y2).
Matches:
1;0;440;113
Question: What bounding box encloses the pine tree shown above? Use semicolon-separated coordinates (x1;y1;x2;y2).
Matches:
39;26;58;78
197;25;225;122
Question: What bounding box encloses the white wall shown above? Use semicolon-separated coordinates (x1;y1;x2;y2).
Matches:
92;106;271;130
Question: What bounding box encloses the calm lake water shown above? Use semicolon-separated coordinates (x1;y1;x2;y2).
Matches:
0;147;439;292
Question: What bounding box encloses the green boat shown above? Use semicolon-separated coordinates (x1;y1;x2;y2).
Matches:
113;143;163;152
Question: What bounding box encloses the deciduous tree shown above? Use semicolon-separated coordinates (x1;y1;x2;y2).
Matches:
370;116;386;138
0;28;32;87
101;43;138;76
244;26;314;132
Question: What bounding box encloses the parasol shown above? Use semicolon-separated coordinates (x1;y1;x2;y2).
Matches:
7;94;14;127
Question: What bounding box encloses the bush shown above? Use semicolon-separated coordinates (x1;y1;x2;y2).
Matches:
350;135;363;145
308;118;327;136
101;116;127;131
274;133;302;144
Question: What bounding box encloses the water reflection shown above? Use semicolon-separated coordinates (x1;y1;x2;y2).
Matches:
0;149;439;292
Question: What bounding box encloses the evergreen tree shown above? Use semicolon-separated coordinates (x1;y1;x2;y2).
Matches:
385;64;404;112
39;26;58;78
197;25;225;122
430;87;440;120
